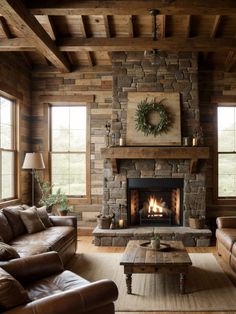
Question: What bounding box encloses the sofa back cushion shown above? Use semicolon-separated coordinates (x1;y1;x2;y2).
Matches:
36;206;53;228
19;207;46;234
3;206;26;237
0;242;20;261
0;267;29;311
0;211;13;243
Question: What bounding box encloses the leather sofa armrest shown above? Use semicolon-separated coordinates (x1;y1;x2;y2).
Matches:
5;279;118;314
216;216;236;229
1;252;64;284
50;215;77;229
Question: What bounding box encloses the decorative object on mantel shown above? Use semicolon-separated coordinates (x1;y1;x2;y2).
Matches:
192;126;204;146
135;98;171;137
182;137;191;146
105;121;111;147
119;136;125;146
126;92;181;146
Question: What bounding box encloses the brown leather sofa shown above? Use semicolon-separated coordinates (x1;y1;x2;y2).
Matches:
0;252;118;314
0;206;77;265
216;216;236;272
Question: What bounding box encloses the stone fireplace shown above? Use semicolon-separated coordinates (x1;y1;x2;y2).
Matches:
92;52;212;246
127;178;184;227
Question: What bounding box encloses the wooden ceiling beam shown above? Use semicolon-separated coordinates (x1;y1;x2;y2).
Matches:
186;15;191;38
203;15;222;63
3;37;236;52
159;15;165;39
225;51;236;72
27;0;236;16
103;15;111;38
0;16;11;38
128;15;134;38
78;14;94;66
0;0;70;72
210;15;222;38
58;37;236;52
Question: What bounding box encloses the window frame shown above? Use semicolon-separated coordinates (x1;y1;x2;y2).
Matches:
49;103;91;204
0;94;18;202
215;102;236;205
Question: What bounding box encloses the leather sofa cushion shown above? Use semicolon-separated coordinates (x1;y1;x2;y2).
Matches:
0;267;29;311
22;204;53;228
36;206;53;228
26;270;89;301
9;226;75;257
0;242;19;261
19;207;46;234
3;206;26;237
216;228;236;251
0;211;13;243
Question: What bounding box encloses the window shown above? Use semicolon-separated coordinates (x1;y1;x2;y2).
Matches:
50;105;89;198
0;96;16;201
217;106;236;198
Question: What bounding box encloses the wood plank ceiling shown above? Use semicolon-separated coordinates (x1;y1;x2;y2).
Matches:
0;0;236;72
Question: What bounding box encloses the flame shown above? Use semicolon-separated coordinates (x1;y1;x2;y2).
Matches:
148;196;163;213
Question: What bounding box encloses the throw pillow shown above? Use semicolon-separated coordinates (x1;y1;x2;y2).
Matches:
0;242;20;261
36;206;53;228
3;206;26;237
0;268;29;310
0;211;14;243
19;207;46;234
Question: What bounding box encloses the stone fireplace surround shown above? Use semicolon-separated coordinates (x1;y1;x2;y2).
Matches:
92;52;212;246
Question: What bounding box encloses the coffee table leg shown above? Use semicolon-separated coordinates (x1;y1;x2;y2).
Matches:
126;274;132;294
180;273;186;294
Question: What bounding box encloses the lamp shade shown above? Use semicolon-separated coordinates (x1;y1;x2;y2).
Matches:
22;153;45;170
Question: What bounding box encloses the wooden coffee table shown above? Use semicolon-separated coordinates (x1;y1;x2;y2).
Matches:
120;240;192;294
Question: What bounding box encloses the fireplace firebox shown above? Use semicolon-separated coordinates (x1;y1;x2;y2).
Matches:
127;178;184;227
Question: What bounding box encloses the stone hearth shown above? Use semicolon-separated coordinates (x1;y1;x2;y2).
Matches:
93;226;212;247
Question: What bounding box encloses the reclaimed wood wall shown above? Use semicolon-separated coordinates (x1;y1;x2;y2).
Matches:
0;53;31;206
31;67;112;213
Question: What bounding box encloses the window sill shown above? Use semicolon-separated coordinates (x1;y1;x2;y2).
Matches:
0;198;21;208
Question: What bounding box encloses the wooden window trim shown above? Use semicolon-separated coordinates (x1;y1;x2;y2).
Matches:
0;94;18;202
213;101;236;205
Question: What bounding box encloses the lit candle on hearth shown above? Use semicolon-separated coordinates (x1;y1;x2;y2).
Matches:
119;219;124;228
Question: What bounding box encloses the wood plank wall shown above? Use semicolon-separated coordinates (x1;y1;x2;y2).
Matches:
199;69;236;223
0;53;31;206
31;67;112;213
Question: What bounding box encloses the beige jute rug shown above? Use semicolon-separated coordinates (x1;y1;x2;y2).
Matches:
67;253;236;312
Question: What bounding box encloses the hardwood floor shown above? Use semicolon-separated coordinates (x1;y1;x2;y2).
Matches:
77;236;236;314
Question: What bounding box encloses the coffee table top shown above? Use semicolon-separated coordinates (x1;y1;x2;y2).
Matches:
120;240;192;267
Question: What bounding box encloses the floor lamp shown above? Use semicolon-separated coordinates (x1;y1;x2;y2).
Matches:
22;152;45;206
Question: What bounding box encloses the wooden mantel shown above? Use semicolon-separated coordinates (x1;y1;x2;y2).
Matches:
101;146;210;174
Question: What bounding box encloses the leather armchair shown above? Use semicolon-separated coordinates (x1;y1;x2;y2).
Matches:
1;252;118;314
216;216;236;272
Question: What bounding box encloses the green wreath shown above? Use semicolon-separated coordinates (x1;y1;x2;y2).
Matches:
135;98;171;137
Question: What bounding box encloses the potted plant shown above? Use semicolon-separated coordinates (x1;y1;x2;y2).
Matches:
56;194;73;216
150;234;160;250
35;174;72;215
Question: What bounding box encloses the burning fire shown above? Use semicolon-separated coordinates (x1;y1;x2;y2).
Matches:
148;196;164;216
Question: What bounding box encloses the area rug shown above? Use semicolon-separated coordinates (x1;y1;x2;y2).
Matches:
67;253;236;312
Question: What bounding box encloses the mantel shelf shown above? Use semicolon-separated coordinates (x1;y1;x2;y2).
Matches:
101;146;210;174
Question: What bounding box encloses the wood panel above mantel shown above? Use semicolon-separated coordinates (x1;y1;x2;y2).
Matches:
101;146;210;174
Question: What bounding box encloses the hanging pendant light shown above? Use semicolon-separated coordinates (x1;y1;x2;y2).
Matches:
144;9;163;65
